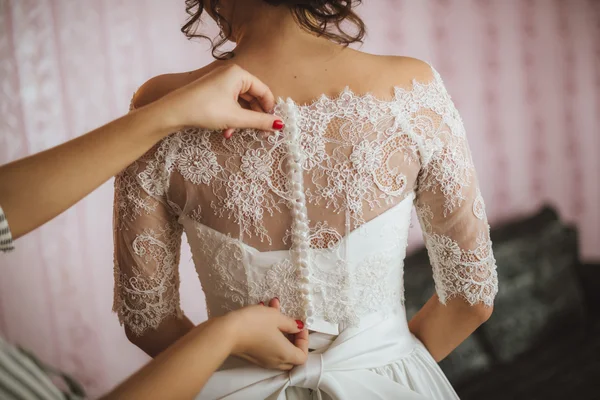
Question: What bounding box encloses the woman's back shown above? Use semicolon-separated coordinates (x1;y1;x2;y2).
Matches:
111;2;497;398
114;51;495;321
128;50;433;242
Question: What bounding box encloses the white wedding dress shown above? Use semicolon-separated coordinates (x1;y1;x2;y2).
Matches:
112;64;498;400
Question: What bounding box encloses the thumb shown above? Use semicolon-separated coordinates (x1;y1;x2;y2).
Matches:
283;328;309;365
228;108;284;132
294;329;309;359
283;339;309;366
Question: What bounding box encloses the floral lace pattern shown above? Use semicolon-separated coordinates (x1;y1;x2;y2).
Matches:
113;64;498;334
178;147;222;185
473;189;487;220
283;221;343;250
415;187;498;306
192;226;251;314
113;223;183;335
424;231;497;306
190;207;409;326
114;163;158;230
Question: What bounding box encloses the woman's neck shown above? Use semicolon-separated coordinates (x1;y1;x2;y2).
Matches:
228;2;341;60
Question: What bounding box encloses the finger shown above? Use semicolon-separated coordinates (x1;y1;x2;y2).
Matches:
240;94;268;113
278;363;294;371
294;329;309;357
238;70;276;113
223;128;234;139
268;297;280;310
228;108;284;132
249;99;266;113
284;338;309;365
278;315;303;334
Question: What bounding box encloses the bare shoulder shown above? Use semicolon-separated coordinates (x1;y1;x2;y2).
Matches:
130;73;186;109
131;63;218;109
386;56;435;83
370;55;436;86
338;50;437;95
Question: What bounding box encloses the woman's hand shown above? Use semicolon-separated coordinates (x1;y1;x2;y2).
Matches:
151;64;284;139
223;298;309;370
0;65;283;240
102;299;308;400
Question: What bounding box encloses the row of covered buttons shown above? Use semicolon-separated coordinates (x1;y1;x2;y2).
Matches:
285;99;314;327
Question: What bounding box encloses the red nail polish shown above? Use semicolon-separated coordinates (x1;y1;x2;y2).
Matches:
272;120;284;130
259;302;264;306
296;320;304;330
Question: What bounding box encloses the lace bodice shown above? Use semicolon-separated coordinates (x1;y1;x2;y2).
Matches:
112;65;498;336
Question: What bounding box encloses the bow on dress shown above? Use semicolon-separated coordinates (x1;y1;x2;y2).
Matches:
197;316;430;400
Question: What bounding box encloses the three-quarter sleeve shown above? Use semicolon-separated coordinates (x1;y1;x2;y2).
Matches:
412;68;498;307
112;135;183;336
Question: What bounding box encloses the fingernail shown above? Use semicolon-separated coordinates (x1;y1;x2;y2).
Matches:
296;320;304;330
259;302;264;306
272;120;284;130
274;297;279;302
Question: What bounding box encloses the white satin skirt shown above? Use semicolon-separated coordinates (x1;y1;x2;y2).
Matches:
197;312;460;400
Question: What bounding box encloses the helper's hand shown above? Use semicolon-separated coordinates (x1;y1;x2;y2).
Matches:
224;300;309;370
152;64;284;139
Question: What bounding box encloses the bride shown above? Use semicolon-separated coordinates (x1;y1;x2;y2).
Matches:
112;1;498;398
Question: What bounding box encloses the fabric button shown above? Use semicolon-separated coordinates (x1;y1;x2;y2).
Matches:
303;297;312;308
297;242;309;251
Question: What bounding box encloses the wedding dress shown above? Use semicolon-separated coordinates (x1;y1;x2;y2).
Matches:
112;65;498;400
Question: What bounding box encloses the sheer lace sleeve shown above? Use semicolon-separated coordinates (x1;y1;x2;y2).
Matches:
112;98;183;335
412;68;498;307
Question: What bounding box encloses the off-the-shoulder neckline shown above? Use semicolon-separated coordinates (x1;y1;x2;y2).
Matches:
130;68;444;112
273;75;442;110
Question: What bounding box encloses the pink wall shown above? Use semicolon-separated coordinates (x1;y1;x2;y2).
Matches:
0;0;598;397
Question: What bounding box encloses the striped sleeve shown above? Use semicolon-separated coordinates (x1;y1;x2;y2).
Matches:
0;206;14;252
0;337;85;400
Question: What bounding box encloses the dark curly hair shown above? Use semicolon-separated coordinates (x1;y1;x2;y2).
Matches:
182;0;366;59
